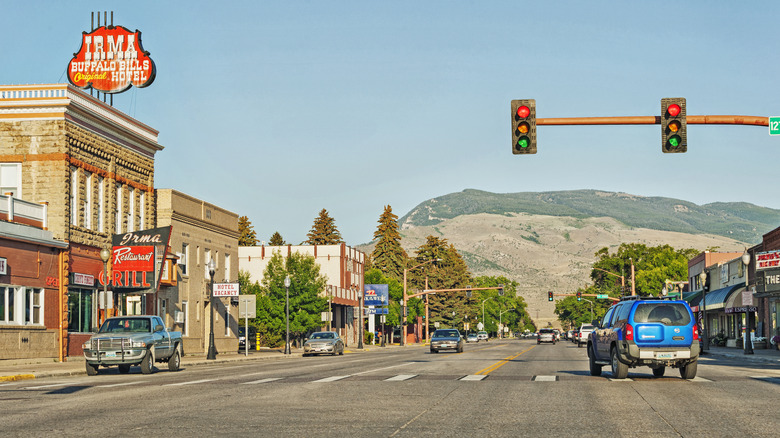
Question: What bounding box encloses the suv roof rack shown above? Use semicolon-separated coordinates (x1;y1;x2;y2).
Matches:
620;295;682;302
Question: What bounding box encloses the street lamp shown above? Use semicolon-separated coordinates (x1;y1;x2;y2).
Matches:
699;270;709;351
482;297;493;328
742;250;753;355
358;287;364;349
581;299;594;323
207;259;218;360
499;308;515;339
100;247;111;322
284;275;291;355
402;258;440;346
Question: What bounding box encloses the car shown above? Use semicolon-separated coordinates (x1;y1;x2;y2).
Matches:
537;328;557;344
576;324;595;348
570;328;580;342
303;331;344;356
238;326;257;351
430;329;465;353
477;331;489;342
466;333;479;343
587;297;700;379
566;330;574;340
553;329;561;341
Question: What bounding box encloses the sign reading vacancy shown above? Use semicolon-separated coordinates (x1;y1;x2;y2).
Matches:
213;283;240;297
67;25;156;94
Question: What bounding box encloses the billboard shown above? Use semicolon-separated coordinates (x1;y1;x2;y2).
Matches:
100;226;171;293
364;284;389;306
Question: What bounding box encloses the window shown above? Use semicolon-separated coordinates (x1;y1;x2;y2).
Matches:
84;172;92;229
204;249;211;276
71;166;78;226
68;288;95;332
98;176;105;232
115;186;123;234
181;301;189;336
0;286;44;325
180;243;189;276
225;308;230;336
224;253;230;281
127;187;135;232
0;163;21;197
139;191;145;230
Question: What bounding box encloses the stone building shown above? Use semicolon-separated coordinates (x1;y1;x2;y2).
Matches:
156;189;240;355
0;83;162;358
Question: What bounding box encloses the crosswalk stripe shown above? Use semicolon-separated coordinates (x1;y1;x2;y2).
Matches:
384;374;417;381
460;375;487;381
163;379;216;386
242;377;283;385
533;375;557;381
311;375;350;383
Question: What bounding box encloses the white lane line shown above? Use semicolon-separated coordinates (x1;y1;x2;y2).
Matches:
96;381;146;388
242;378;283;385
353;362;415;376
460;375;487;381
163;379;216;386
311;375;350;383
608;378;634;381
691;377;712;382
21;382;70;389
533;375;557;381
384;374;417;381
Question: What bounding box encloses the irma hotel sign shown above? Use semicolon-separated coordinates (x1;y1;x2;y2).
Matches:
67;25;155;94
756;249;780;296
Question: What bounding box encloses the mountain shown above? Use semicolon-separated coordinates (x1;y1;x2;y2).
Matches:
359;190;780;328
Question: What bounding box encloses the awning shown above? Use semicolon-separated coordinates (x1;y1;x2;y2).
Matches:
701;284;744;311
724;286;756;314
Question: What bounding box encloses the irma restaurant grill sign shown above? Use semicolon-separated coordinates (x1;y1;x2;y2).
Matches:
67;25;156;94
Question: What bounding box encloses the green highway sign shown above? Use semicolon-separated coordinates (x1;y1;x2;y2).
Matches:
770;116;780;136
596;294;609;299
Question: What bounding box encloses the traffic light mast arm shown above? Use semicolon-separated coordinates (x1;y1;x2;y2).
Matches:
408;286;503;299
537;115;768;126
551;292;620;302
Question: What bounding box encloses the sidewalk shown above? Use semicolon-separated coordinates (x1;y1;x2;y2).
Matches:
702;344;780;364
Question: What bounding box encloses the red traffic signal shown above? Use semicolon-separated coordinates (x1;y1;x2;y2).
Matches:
576;291;582;301
511;99;537;154
661;98;687;153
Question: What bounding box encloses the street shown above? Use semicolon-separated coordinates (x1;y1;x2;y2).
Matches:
2;339;779;437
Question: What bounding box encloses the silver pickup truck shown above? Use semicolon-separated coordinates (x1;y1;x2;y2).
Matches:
82;315;183;375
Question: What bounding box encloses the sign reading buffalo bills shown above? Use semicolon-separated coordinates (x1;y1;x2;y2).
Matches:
67;25;156;94
756;250;780;270
100;226;171;292
364;284;389;306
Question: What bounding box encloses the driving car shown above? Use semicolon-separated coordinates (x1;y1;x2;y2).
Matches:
238;326;257;351
466;333;479;343
303;331;344;356
576;324;595;348
430;329;465;353
537;328;557;344
477;331;489;342
588;297;699;379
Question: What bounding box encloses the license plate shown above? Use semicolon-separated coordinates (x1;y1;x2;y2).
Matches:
656;352;674;359
105;352;117;358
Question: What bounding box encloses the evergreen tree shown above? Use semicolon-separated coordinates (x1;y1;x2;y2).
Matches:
370;205;408;282
269;231;286;246
238;216;258;247
304;209;343;245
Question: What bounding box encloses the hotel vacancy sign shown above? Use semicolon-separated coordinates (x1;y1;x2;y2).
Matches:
213;283;240;297
67;25;156;94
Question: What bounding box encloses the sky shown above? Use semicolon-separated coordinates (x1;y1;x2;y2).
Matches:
3;1;779;246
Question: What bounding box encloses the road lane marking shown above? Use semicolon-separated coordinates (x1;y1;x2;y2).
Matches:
163;379;217;386
96;381;146;388
460;375;487;381
608;378;633;381
385;374;417;381
691;377;712;382
353;362;415;376
242;378;283;385
533;375;557;381
475;345;536;375
21;382;70;389
311;375;350;383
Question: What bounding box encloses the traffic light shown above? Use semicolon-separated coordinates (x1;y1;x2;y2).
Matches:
548;291;554;302
576;291;582;301
511;99;537;154
661;97;687;153
466;285;472;298
498;284;504;296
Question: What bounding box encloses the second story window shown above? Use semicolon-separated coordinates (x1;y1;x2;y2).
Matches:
98;176;105;232
0;163;21;197
70;166;78;226
127;187;135;232
115;185;122;234
84;172;92;230
180;243;189;276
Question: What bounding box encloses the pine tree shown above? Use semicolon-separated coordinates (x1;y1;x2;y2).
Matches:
238;216;258;246
370;205;408;282
269;231;286;246
304;209;343;245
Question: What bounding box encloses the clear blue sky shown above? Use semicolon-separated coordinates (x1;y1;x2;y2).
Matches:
3;1;778;245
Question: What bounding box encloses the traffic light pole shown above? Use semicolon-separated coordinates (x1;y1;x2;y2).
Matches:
550;292;620;302
536;115;768;127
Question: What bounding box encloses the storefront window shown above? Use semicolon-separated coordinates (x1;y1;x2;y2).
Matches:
68;289;94;332
1;286;43;325
0;286;14;323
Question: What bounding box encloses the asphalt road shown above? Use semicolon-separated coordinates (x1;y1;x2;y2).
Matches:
2;339;779;437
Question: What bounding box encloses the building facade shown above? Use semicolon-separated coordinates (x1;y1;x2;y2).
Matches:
156;189;240;355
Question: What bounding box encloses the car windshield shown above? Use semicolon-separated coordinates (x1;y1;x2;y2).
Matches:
540;329;553;334
633;303;691;326
310;332;335;340
100;318;150;333
580;325;595;330
434;330;460;338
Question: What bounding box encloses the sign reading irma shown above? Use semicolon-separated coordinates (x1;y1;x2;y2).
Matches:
99;226;172;293
67;25;156;94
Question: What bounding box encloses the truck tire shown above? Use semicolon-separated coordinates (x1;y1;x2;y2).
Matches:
86;361;99;376
611;347;628;379
679;360;697;380
118;364;131;374
141;348;155;374
588;345;602;376
167;346;181;372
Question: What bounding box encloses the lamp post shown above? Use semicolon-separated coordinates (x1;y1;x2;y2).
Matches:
582;298;594;323
358;288;364;349
499;308;515;339
100;247;111;321
482;297;493;328
284;275;291;355
402;258;440;346
699;270;709;351
742;250;753;355
207;259;218;360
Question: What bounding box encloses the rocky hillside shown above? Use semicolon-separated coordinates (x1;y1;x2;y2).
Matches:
359;190;780;328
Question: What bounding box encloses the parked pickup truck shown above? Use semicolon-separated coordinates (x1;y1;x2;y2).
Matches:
82;315;183;375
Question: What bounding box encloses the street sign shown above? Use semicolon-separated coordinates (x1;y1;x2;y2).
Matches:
238;294;256;318
364;308;388;315
596;294;609;299
770;116;780;135
477;322;484;330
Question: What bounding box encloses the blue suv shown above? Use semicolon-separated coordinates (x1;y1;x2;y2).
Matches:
587;297;700;379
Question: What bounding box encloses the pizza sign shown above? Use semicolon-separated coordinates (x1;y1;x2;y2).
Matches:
67;25;156;94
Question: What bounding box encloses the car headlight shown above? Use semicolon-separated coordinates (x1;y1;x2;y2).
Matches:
131;340;146;348
82;342;91;351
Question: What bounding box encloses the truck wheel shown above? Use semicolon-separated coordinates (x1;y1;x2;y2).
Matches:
141;349;155;374
652;366;665;377
118;364;131;374
167;346;181;372
611;347;628;379
86;361;99;376
679;360;697;380
588;345;602;377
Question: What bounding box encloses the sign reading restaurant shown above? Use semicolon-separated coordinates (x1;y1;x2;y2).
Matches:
756;250;780;270
99;226;171;292
67;25;156;94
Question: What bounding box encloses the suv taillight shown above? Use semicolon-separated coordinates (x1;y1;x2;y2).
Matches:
625;324;634;341
693;324;699;341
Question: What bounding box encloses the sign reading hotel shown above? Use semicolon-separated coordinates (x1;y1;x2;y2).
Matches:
213;283;240;297
756;250;780;270
67;25;156;94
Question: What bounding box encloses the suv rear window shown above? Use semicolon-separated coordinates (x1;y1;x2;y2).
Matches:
539;329;554;334
632;303;691;326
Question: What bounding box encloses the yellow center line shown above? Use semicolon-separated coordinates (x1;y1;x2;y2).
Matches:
475;345;536;375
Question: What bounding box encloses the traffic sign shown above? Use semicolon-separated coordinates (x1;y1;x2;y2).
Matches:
364;308;389;315
770;116;780;135
596;294;609;299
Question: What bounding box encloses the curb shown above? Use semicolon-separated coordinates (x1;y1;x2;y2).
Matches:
0;374;36;382
702;350;780;364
